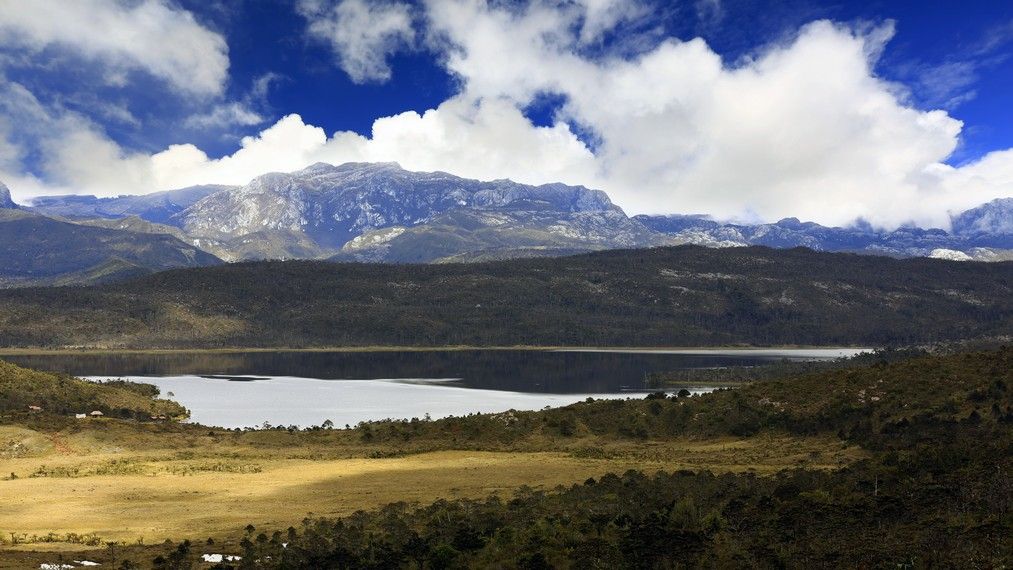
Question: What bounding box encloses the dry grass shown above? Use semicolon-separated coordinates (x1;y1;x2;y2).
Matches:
0;424;863;545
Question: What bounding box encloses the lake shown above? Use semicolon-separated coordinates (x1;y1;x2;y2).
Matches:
6;348;867;428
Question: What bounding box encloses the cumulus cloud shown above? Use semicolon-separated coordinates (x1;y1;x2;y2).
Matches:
298;0;414;83
3;0;1011;230
0;0;229;95
418;1;1001;228
4;98;596;200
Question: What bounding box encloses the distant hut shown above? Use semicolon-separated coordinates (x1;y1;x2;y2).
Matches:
75;413;87;419
89;410;104;417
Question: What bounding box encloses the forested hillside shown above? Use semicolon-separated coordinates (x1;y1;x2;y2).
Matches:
0;246;1009;348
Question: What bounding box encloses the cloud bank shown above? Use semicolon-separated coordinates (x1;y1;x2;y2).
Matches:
0;0;1010;230
0;0;229;95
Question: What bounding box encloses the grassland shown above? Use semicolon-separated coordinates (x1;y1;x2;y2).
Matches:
0;427;860;545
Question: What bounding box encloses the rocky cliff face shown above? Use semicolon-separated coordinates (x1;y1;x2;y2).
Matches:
0;181;17;209
175;162;642;260
951;198;1013;237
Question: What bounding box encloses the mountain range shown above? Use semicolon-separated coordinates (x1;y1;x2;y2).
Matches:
0;163;1010;286
635;198;1013;262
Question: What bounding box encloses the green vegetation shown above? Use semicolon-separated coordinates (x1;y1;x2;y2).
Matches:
1;348;1010;567
191;348;1013;567
0;359;187;420
644;346;935;387
0;246;1009;348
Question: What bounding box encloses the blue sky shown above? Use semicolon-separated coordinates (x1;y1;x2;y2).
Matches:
171;0;1013;161
0;0;1010;228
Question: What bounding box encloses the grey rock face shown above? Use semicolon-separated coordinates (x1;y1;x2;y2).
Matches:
0;181;17;209
176;162;634;259
951;198;1013;237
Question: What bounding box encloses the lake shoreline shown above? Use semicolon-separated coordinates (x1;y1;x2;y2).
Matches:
0;344;875;356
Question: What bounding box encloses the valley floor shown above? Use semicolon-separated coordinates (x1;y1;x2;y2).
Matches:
0;427;861;546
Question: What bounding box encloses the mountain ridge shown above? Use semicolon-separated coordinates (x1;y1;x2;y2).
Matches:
173;161;635;260
28;184;233;224
13;163;1013;264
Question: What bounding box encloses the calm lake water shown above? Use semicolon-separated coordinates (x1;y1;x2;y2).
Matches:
7;348;866;428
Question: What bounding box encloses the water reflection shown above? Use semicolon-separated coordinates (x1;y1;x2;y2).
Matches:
4;348;863;394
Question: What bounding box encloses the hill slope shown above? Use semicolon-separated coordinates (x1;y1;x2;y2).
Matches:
0;359;186;420
0;209;222;287
27;184;231;224
0;246;1008;348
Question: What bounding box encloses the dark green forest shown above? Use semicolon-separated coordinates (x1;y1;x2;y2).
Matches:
139;347;1012;569
0;246;1010;348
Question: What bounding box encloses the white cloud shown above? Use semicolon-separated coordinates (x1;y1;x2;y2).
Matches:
321;97;598;184
574;0;649;44
298;0;414;83
3;0;1010;231
0;0;228;95
182;73;282;131
0;76;153;199
182;102;264;130
419;1;1001;228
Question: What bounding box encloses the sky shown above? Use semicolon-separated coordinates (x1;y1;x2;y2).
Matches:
0;0;1011;229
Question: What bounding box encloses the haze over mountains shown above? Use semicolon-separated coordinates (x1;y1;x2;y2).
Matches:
636;198;1013;262
1;162;1011;286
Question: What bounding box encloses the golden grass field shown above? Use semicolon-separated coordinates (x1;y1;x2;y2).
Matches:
0;422;865;547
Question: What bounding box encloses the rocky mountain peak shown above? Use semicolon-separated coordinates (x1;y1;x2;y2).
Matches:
951;197;1013;236
0;181;17;209
174;161;625;258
